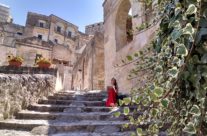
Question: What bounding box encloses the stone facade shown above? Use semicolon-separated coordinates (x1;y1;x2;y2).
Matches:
25;12;91;66
72;32;104;90
0;4;12;23
0;23;25;66
85;22;104;35
103;0;160;94
0;11;104;91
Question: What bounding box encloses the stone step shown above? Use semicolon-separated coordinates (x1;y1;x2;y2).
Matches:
28;104;112;112
16;111;121;121
51;132;133;136
0;120;130;132
0;130;133;136
53;93;107;98
48;95;75;101
38;100;106;106
48;95;105;101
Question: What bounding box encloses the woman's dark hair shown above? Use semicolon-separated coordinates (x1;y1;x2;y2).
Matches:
112;78;118;90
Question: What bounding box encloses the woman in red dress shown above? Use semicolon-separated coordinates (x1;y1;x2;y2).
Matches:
106;78;118;107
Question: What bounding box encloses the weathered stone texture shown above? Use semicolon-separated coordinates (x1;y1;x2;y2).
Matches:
72;32;104;91
0;74;55;120
103;0;159;94
85;22;104;35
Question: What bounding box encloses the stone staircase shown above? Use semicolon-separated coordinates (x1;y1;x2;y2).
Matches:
0;91;132;136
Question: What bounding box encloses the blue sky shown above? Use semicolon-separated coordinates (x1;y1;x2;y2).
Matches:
0;0;104;32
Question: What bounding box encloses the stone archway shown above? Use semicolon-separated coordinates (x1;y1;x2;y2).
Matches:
115;0;132;51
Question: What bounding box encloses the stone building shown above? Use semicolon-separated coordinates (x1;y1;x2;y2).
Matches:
0;3;12;23
24;12;91;66
0;11;104;91
103;0;160;93
0;22;25;66
85;22;104;35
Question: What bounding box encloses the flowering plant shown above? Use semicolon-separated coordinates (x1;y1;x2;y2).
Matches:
36;57;51;65
8;55;24;63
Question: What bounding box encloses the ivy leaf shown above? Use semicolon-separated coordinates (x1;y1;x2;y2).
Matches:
170;20;181;29
123;107;130;115
153;87;164;97
118;99;124;106
176;44;188;56
171;30;182;40
155;65;163;73
183;122;196;134
182;23;195;35
151;108;159;117
149;84;155;91
161;99;169;108
185;4;197;16
175;7;182;17
127;55;133;61
201;54;207;64
172;57;179;64
114;111;121;117
168;67;179;78
134;53;139;57
123;97;131;105
196;28;207;44
189;105;201;116
136;128;143;135
180;109;187;116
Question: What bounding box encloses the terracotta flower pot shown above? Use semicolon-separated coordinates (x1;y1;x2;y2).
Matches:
9;60;22;67
37;63;51;69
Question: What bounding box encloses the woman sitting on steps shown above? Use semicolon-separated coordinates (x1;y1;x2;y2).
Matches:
106;78;118;107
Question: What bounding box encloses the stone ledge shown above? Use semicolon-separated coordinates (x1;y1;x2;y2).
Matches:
0;66;57;76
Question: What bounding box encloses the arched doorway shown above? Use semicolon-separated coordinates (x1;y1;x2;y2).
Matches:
115;0;133;51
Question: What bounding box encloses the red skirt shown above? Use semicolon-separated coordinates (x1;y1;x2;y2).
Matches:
106;88;117;107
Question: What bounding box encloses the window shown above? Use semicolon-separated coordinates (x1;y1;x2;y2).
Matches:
54;39;58;44
68;31;72;38
57;26;61;33
17;32;22;35
39;22;44;28
38;35;42;40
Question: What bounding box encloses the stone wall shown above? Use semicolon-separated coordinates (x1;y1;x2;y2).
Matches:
85;22;104;35
72;32;104;91
0;74;56;120
103;0;159;94
0;66;57;75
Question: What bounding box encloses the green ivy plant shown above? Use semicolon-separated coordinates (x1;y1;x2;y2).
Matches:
117;0;207;135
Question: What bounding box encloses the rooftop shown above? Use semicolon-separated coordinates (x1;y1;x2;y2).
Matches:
0;3;9;8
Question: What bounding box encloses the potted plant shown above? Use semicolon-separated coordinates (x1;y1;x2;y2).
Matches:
36;57;51;69
8;55;24;67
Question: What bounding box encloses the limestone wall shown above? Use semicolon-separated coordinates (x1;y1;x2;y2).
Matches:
103;0;159;94
85;22;104;35
72;32;104;91
0;74;56;120
0;46;16;66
